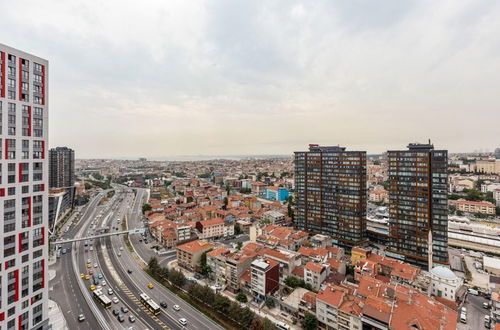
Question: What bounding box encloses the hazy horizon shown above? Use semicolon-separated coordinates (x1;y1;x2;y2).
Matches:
3;0;500;158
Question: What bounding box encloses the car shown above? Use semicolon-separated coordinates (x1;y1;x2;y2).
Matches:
108;288;114;295
160;301;168;308
96;285;102;291
117;315;125;322
485;315;491;328
112;309;120;316
127;269;133;274
483;302;490;309
461;307;467;314
89;285;96;291
87;259;91;264
78;314;85;322
147;283;154;289
120;247;124;251
98;273;103;279
88;270;94;275
85;275;90;280
80;273;85;278
194;273;202;279
102;280;107;286
112;297;119;304
118;252;122;257
460;312;467;323
90;247;94;251
129;315;136;323
173;305;180;311
121;306;129;313
86;263;92;268
178;318;187;326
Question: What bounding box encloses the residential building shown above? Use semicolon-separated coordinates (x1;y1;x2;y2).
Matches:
176;224;191;242
492;292;500;324
294;144;367;248
387;142;449;268
262;210;286;225
195;218;224;239
309;234;333;249
48;187;75;230
368;189;388;203
484;256;500;276
0;44;49;330
456;199;496;215
250;258;280;302
264;186;289;201
48;147;74;188
176;240;213;271
304;262;328;291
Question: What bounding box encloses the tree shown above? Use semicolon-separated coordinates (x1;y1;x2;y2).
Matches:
223;197;228;207
168;269;186;287
236;241;243;250
142;203;152;213
264;298;275;308
148;257;160;274
236;292;248;303
200;251;211;275
302;312;318;330
457;210;464;216
234;223;242;235
213;294;231;314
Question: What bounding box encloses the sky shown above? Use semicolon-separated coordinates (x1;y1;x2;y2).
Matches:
1;0;500;159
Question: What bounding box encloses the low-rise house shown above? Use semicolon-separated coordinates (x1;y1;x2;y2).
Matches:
456;199;496;215
196;218;224;239
176;240;214;272
250;258;280;302
304;262;329;291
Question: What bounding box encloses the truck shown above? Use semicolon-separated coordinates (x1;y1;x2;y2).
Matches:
468;288;479;296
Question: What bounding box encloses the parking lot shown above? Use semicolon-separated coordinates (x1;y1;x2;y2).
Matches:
457;294;491;330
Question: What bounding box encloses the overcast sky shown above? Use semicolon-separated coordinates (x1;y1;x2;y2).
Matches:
2;0;499;158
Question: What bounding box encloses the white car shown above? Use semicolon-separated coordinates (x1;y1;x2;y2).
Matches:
173;305;180;311
119;247;124;251
112;297;119;304
93;263;98;268
178;318;187;326
101;280;107;286
108;288;113;295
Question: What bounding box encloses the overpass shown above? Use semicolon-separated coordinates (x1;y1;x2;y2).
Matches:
53;228;145;245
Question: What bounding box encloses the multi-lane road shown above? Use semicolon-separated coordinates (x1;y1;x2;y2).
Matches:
51;186;224;330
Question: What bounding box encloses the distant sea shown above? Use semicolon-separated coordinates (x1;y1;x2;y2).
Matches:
150;154;291;161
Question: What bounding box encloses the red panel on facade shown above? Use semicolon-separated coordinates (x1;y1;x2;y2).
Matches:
14;269;19;301
0;51;5;97
0;188;5;197
0;311;4;321
28;197;32;227
41;259;45;288
4;261;8;270
18;315;22;330
4;138;8;159
19;162;23;183
41;184;45;192
41;140;45;159
19;58;22;101
19;232;23;253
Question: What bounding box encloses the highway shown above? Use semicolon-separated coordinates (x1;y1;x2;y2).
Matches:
51;186;224;329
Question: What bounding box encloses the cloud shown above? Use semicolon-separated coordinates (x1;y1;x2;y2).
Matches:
1;0;499;158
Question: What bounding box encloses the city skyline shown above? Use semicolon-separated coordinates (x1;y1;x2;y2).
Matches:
2;0;500;158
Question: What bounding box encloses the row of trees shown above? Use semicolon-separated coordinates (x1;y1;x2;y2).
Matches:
284;276;313;291
147;257;277;330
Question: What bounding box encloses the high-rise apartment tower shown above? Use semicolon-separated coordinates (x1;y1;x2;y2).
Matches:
387;142;448;268
49;147;74;188
294;144;367;248
0;44;49;329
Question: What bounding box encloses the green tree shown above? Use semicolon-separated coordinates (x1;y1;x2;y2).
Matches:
168;269;186;287
142;203;152;213
213;294;231;314
234;223;242;235
200;251;212;275
302;312;318;330
236;241;243;250
457;210;464;216
236;292;248;303
264;298;275;308
148;257;160;274
223;197;228;207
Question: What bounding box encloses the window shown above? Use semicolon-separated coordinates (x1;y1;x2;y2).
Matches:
34;107;43;116
8;78;15;88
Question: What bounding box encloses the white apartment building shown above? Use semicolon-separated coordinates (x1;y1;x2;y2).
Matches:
0;44;49;330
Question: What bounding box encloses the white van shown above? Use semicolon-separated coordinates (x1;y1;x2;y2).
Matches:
275;322;290;330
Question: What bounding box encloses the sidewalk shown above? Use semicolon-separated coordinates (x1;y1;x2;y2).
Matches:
48;299;68;330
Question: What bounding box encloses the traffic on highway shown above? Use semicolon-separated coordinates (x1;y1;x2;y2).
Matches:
51;186;223;329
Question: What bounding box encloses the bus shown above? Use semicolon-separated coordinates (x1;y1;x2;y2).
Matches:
93;289;112;309
139;293;161;315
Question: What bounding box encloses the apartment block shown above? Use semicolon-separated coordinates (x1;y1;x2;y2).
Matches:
455;199;496;215
294;144;367;248
387;142;448;268
0;43;49;330
195;218;224;239
176;240;213;271
48;147;74;188
250;258;280;302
